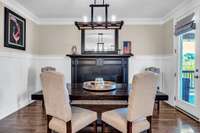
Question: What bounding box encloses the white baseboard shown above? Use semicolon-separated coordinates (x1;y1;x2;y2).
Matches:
0;100;33;120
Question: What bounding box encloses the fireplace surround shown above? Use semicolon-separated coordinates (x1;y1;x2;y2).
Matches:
67;54;133;84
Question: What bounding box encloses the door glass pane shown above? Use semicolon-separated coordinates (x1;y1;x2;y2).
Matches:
179;30;196;105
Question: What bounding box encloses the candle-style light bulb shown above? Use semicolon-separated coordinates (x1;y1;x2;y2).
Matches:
83;16;88;22
97;16;102;22
111;15;116;22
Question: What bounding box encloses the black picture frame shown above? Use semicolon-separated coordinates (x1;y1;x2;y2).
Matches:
81;29;119;54
4;7;26;51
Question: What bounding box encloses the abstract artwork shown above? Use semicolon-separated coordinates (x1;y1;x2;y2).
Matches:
4;7;26;50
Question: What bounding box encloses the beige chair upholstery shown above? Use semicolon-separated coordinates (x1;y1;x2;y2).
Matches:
49;107;97;133
102;72;158;133
40;71;97;133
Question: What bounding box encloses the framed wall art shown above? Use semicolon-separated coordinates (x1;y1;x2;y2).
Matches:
123;41;132;54
4;7;26;50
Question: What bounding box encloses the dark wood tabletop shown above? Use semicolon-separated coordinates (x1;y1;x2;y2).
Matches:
68;84;129;100
31;83;169;101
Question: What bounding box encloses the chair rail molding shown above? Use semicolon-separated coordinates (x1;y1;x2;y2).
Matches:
0;51;32;59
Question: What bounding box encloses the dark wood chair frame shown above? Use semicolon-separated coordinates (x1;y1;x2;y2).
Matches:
46;115;97;133
102;116;152;133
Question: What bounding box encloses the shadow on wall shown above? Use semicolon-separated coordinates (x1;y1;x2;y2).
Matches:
27;66;37;99
17;66;37;107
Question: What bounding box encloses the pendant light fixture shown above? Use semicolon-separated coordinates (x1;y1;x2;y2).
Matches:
75;0;124;30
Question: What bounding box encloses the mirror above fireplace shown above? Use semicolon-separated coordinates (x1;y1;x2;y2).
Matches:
81;29;118;54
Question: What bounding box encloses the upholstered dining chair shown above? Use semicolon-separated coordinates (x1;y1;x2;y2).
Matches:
40;71;97;133
102;72;158;133
41;66;56;109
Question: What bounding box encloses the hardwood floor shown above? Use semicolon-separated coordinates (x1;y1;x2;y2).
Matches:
0;101;200;133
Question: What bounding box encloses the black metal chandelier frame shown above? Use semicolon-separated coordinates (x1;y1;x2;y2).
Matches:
75;0;124;30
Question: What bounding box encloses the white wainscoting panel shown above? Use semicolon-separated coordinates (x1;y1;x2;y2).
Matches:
0;53;175;120
129;55;175;106
129;55;163;82
161;55;176;106
32;55;71;91
0;52;33;119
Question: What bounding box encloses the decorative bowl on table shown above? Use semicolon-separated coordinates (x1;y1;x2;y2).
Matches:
83;80;117;92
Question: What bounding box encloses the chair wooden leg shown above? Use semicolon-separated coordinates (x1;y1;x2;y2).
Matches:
147;116;152;133
47;115;52;133
127;121;132;133
42;100;45;110
66;121;72;133
147;129;151;133
157;101;160;112
102;121;106;133
93;121;97;133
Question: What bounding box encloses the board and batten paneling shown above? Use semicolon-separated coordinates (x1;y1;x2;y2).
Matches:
0;53;35;119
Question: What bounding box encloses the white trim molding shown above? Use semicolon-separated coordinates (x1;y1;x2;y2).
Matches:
0;101;33;120
161;0;190;24
1;0;197;25
133;54;173;60
38;18;79;25
1;0;40;24
32;54;67;60
0;51;32;59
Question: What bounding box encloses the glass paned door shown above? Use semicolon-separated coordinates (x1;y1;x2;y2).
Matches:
179;30;196;105
177;29;199;118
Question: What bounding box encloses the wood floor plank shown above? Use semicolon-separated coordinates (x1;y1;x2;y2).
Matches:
0;102;200;133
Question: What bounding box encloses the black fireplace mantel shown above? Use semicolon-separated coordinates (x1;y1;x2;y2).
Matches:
66;54;133;58
67;54;133;84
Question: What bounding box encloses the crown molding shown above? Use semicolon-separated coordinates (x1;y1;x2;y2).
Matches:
161;0;200;24
38;18;78;25
124;18;163;25
1;0;40;24
2;0;199;26
174;0;200;20
160;0;189;23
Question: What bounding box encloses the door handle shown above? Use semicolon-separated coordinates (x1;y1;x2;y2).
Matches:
194;75;199;79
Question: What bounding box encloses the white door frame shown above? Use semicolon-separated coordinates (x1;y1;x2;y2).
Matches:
174;8;200;120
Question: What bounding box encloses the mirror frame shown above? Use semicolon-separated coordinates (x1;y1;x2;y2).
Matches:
81;29;119;54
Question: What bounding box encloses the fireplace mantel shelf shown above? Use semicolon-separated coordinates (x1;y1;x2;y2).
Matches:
66;54;133;58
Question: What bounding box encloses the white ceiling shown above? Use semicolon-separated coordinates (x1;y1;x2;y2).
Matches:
14;0;187;20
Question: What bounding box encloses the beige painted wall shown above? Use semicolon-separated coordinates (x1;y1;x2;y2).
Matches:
162;19;174;54
0;2;39;54
120;25;164;55
37;23;174;55
38;25;80;55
